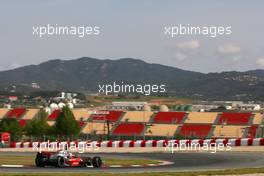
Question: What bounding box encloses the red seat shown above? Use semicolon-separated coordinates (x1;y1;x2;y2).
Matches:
218;112;252;125
112;123;145;136
79;121;86;128
248;125;259;138
90;111;123;122
18;119;27;127
179;124;212;138
7;108;26;118
153;112;186;123
48;110;61;120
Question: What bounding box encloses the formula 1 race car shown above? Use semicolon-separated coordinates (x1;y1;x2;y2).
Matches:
35;150;102;168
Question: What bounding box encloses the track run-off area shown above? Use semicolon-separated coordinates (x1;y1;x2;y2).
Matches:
0;151;264;173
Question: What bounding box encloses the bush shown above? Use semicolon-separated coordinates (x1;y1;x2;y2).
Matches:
0;118;23;141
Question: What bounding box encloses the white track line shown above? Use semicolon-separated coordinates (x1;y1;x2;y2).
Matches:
109;165;123;167
158;161;174;165
146;164;158;166
1;165;24;167
130;165;141;167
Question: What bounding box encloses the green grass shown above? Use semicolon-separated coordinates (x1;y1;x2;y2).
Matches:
0;155;159;166
1;168;264;176
1;155;264;175
0;167;264;176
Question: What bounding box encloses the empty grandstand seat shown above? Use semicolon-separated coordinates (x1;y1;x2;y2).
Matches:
90;111;122;122
81;122;113;135
145;124;178;137
252;113;263;125
47;121;55;126
0;108;9;119
6;108;26;118
213;125;246;138
153;112;186;123
121;111;153;122
185;112;218;124
112;123;145;136
48;110;61;120
79;121;86;128
217;112;252;125
18;119;27;127
179;124;212;138
22;109;39;120
247;125;259;138
72;109;90;121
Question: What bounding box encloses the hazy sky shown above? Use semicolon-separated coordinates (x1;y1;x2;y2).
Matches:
1;0;264;73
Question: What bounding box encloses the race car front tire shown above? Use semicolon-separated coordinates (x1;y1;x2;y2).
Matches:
92;156;102;168
35;152;45;167
57;156;65;168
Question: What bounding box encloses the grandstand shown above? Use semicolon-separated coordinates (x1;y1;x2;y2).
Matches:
47;110;61;120
248;125;259;138
72;109;90;121
153;112;186;123
22;109;39;120
112;123;145;136
145;124;178;137
18;119;27;127
217;112;252;125
89;111;123;122
47;121;55;126
213;125;247;138
121;111;153;122
6;108;26;119
253;113;263;125
179;124;213;138
0;108;9;119
0;107;263;138
185;112;218;124
82;122;112;135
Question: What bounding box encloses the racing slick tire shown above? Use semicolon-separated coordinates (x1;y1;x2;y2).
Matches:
82;158;92;167
35;152;45;167
57;156;65;168
92;156;102;168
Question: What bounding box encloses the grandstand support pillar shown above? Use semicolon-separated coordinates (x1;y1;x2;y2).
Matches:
175;125;182;138
261;125;264;138
249;114;254;125
142;122;146;140
208;126;215;138
181;112;189;124
149;113;156;123
106;120;110;140
213;113;221;125
242;127;249;138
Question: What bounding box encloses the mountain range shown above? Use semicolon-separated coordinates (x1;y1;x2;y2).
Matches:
1;57;264;100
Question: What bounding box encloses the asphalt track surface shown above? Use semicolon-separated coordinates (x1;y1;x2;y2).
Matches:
0;152;264;173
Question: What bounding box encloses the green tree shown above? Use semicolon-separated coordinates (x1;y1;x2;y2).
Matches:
0;118;23;141
151;105;160;111
25;110;50;140
37;108;48;119
184;104;192;112
55;106;80;140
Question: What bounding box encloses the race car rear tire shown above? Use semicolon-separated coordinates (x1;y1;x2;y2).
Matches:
35;152;45;167
92;156;102;168
57;156;65;168
83;158;92;167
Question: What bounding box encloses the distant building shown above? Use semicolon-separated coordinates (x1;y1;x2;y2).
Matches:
57;92;77;100
31;83;40;89
108;102;147;110
236;103;261;111
192;104;218;112
8;96;18;101
193;100;262;112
